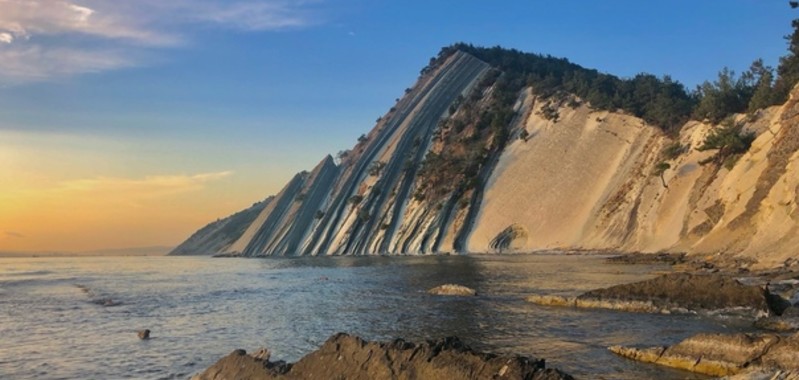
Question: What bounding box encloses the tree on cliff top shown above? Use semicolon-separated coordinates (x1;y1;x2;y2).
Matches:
775;18;799;101
443;43;695;132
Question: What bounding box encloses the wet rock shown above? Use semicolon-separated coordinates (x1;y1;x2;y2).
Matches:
754;316;799;332
137;329;150;340
428;284;477;296
528;273;772;316
192;333;573;380
609;332;799;377
605;252;687;265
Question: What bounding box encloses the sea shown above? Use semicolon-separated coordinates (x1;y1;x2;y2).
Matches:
0;254;741;379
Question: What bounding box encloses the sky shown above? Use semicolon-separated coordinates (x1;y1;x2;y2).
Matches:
0;0;795;252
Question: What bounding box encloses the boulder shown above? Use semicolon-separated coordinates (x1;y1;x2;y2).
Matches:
137;329;150;340
192;333;573;380
427;284;477;296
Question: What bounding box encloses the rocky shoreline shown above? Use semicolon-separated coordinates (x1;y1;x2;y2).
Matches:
193;253;799;379
524;253;799;378
609;332;799;378
193;333;574;380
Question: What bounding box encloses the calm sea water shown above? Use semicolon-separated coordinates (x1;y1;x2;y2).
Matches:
0;254;738;379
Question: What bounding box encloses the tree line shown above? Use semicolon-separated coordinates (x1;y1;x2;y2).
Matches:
438;15;799;131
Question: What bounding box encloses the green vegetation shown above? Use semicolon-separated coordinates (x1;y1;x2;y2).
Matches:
368;161;385;177
775;19;799;102
697;119;756;170
661;142;686;160
653;162;671;188
443;43;694;131
415;66;517;204
438;8;799;130
519;129;530;142
411;8;799;206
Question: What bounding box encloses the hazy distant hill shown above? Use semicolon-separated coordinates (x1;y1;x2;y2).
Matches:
0;245;173;257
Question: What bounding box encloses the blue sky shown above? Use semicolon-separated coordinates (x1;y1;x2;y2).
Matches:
0;0;795;251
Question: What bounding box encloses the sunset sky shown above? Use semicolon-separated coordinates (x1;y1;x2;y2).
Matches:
0;0;793;252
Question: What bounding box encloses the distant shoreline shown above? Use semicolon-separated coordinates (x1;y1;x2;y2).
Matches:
0;246;173;258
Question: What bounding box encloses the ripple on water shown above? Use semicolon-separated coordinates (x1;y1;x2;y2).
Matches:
0;255;728;379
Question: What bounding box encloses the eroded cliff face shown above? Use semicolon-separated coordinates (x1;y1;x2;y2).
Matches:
171;51;799;266
472;86;799;267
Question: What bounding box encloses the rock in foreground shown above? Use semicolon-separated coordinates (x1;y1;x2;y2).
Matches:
609;332;799;377
428;284;477;296
193;333;573;380
528;273;773;315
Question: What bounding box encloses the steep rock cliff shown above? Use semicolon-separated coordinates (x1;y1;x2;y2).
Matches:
171;50;799;267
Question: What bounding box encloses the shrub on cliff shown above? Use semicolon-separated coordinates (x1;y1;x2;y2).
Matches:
697;119;755;169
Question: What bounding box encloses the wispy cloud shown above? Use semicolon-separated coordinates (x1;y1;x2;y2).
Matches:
0;0;322;83
56;171;234;199
5;231;25;238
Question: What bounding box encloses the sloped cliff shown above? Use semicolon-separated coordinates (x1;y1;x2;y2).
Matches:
470;87;799;267
170;198;270;255
171;49;799;266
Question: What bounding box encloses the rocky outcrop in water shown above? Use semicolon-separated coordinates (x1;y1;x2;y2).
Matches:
527;273;775;316
428;284;477;296
192;333;573;380
609;332;799;377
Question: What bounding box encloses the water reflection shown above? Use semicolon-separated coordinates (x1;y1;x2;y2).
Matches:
1;254;724;379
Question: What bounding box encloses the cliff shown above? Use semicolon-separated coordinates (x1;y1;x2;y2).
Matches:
170;198;270;255
171;49;799;267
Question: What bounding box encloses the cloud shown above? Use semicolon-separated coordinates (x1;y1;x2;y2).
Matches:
5;231;25;238
57;171;234;198
186;1;318;30
0;0;322;83
0;45;135;81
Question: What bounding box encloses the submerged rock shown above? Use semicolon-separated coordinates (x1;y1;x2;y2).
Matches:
754;316;799;332
528;273;772;316
428;284;477;296
609;332;799;377
192;333;573;380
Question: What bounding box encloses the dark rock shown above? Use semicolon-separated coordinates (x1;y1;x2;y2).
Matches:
765;283;793;315
605;252;687;265
578;273;771;314
137;329;150;340
529;272;776;315
192;333;573;380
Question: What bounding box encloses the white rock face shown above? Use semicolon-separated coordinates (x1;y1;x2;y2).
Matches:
471;87;799;267
173;50;799;267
